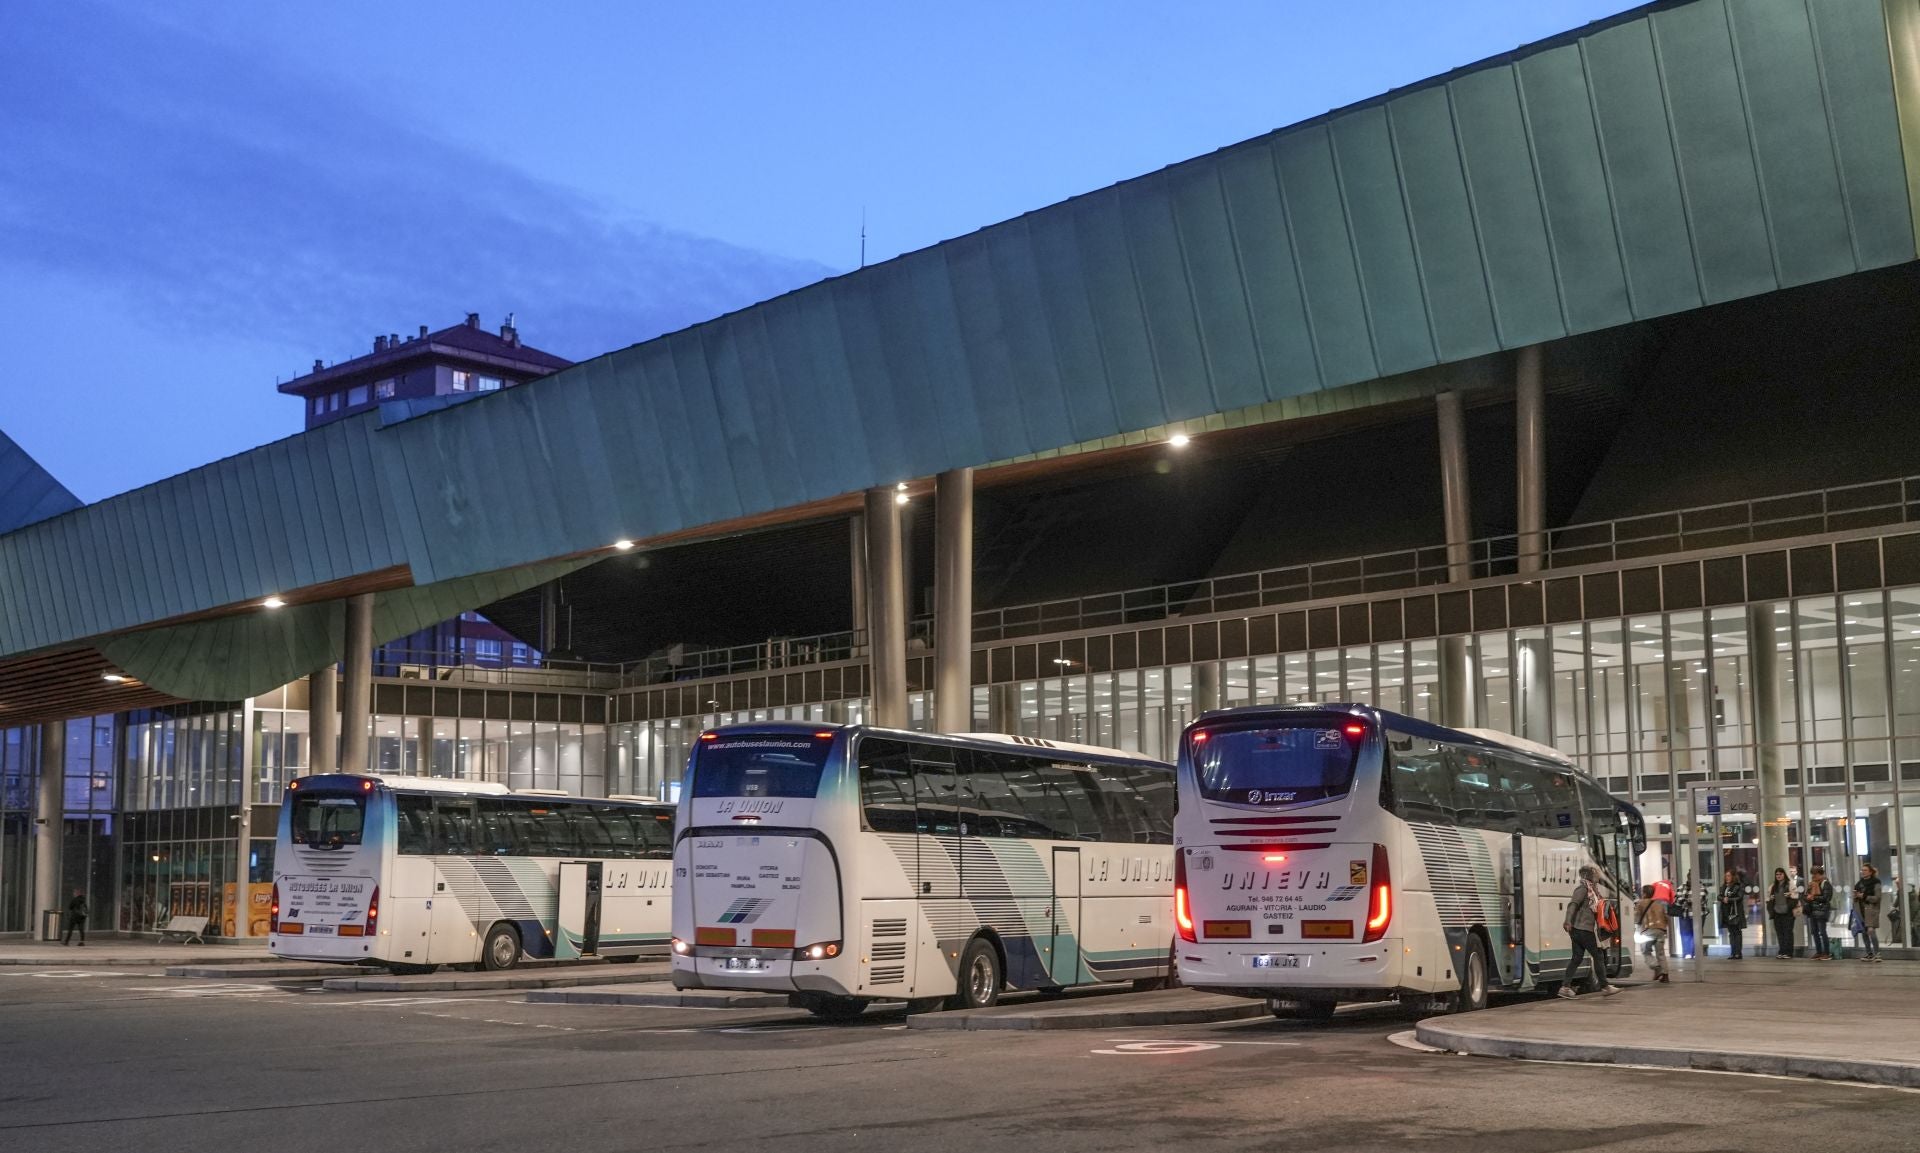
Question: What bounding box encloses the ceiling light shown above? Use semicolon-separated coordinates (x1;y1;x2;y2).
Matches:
261;596;286;609
613;539;635;550
895;481;908;491
1168;433;1191;448
894;491;910;505
101;673;127;684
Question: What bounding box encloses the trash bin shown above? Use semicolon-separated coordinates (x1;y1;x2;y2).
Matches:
41;908;61;942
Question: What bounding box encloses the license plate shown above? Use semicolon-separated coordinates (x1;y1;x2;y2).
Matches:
720;956;765;972
1250;953;1303;969
306;925;334;936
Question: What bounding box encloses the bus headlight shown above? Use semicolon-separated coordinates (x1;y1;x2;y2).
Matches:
671;938;690;955
794;941;841;961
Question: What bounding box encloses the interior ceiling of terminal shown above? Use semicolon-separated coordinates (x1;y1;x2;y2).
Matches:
483;265;1920;664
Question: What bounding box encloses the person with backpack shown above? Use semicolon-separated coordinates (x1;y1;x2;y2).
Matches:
1673;874;1697;959
1634;883;1670;982
1767;868;1798;958
1558;863;1623;999
1804;867;1835;960
61;888;87;946
1718;868;1747;959
1853;863;1884;962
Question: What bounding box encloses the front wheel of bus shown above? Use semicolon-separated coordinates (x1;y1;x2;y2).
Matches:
482;923;521;971
1449;937;1490;1014
948;938;1003;1011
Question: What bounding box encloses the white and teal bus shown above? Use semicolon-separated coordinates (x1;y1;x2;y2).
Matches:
670;724;1177;1020
1174;705;1644;1020
270;774;676;973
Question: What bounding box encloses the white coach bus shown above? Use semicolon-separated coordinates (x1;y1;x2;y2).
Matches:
670;724;1176;1020
1174;705;1645;1020
270;774;675;973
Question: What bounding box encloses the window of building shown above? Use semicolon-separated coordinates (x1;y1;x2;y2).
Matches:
374;378;396;400
478;376;503;392
328;392;342;412
347;384;369;406
451;370;473;393
474;639;502;662
311;397;324;417
511;643;529;664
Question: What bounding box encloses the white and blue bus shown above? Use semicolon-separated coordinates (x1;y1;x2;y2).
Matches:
270;774;676;973
670;724;1177;1020
1174;705;1644;1020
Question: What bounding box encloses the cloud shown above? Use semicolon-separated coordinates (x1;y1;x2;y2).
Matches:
0;1;835;366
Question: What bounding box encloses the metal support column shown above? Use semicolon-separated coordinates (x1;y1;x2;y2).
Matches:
849;514;869;655
309;667;338;775
864;487;909;729
933;469;974;734
1195;661;1221;715
33;721;64;940
233;697;256;938
1437;391;1473;728
341;593;374;775
1515;346;1545;575
1749;603;1788;887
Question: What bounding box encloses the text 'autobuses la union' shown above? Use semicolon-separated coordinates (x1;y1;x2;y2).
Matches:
1174;705;1645;1020
671;724;1177;1020
270;774;676;973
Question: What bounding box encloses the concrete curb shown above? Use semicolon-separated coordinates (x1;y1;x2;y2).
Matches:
1413;1020;1920;1089
908;994;1266;1031
0;953;277;967
526;985;790;1008
168;964;379;979
322;965;669;993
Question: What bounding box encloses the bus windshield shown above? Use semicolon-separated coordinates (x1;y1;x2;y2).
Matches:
290;790;366;847
691;735;833;799
1192;721;1364;805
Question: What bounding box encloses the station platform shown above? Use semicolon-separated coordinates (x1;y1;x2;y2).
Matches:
0;939;273;967
1416;957;1920;1088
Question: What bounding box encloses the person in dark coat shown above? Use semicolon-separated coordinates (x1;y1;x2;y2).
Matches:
1718;869;1747;959
1804;867;1835;959
1767;868;1798;958
61;888;87;946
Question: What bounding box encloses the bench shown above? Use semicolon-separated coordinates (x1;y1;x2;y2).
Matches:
158;915;209;945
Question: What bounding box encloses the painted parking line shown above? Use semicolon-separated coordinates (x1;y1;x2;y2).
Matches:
305;996;491;1007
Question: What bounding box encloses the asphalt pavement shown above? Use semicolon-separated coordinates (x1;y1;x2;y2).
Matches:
1;964;1915;1153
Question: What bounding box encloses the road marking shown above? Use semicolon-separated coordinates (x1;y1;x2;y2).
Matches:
1387;1030;1445;1053
1092;1040;1221;1055
308;996;487;1007
3;970;145;979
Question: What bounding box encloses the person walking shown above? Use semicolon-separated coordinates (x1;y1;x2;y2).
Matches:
61;888;87;947
1674;873;1697;959
1767;868;1798;959
1804;867;1835;959
1853;863;1884;962
1558;863;1623;999
1718;868;1747;959
1634;883;1671;982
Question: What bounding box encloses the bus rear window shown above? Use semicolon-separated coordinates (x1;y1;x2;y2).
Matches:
1191;722;1364;805
691;736;831;799
290;792;367;847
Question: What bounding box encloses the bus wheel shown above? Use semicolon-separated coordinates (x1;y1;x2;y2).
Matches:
1449;937;1489;1014
803;994;868;1022
482;923;521;971
947;938;1004;1010
1267;997;1336;1023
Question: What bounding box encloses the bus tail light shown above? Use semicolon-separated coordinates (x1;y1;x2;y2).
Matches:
269;882;280;933
366;886;381;937
794;941;841;961
1174;853;1196;942
1361;844;1392;943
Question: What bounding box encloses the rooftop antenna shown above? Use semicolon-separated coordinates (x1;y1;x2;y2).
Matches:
859;207;866;269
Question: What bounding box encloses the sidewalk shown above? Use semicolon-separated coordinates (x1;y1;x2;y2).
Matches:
1416;957;1920;1088
0;939;274;967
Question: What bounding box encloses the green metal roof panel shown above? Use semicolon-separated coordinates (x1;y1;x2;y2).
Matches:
0;0;1914;671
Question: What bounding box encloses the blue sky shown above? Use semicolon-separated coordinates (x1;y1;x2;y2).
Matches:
0;0;1639;502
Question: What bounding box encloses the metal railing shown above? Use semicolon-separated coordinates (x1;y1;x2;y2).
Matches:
372;649;625;691
967;474;1920;641
381;474;1920;689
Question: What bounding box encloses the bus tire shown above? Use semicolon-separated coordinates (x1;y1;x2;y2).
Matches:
482;923;521;971
802;994;869;1023
1449;936;1490;1014
947;937;1004;1011
1267;996;1336;1023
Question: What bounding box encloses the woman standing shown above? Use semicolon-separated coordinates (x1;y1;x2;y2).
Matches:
1804;867;1835;959
1853;863;1884;962
1718;869;1747;959
1766;868;1797;958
